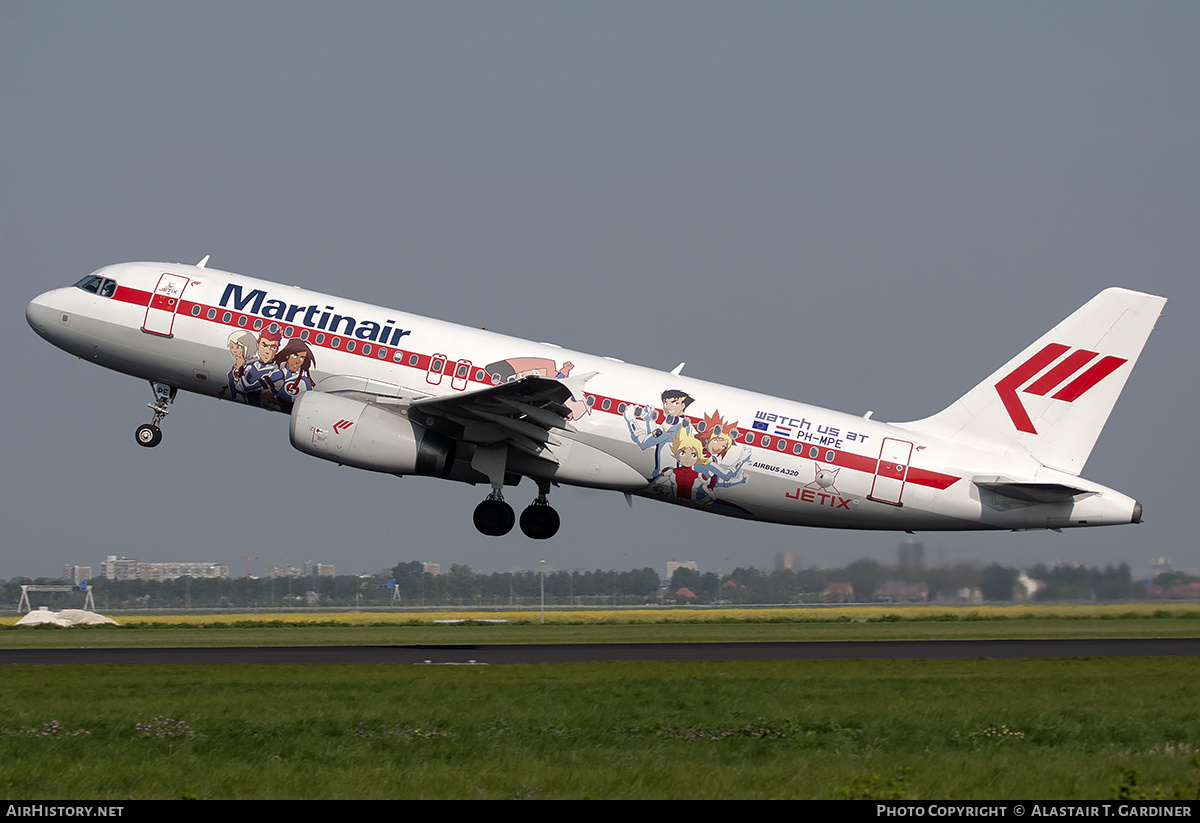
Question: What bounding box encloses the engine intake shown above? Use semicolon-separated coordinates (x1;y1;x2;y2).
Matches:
289;391;455;478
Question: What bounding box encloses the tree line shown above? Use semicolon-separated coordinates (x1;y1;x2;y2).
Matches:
2;560;1192;610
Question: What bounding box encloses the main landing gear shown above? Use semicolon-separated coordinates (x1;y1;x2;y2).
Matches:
473;492;516;537
519;497;560;540
470;444;560;539
472;485;560;540
135;382;176;448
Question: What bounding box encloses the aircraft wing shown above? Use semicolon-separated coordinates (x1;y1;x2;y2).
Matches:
406;376;577;459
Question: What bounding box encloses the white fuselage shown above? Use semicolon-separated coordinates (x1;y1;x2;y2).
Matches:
26;261;1143;534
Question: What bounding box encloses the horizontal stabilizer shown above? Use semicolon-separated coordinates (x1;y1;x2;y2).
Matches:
973;479;1094;504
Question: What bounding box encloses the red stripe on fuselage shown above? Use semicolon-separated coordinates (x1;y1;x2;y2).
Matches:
115;285;962;493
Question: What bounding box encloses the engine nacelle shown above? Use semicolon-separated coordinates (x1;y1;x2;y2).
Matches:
289;391;455;478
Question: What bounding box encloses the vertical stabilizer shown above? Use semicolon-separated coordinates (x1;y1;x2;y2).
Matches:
898;288;1166;475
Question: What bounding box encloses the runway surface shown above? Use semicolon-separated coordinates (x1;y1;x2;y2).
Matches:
1;637;1197;665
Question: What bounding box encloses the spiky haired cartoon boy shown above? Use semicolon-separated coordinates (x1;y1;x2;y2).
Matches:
700;410;738;457
698;410;750;490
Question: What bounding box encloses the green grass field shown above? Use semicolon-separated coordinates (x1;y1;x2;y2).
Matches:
3;603;1198;647
0;607;1197;800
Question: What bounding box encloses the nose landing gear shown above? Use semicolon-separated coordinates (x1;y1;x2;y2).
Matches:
135;382;176;448
134;423;162;448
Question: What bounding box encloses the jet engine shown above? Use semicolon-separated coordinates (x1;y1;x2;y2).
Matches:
289;391;455;478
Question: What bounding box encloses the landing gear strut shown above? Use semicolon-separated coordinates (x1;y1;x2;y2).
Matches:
519;481;560;540
470;445;560;539
135;382;176;448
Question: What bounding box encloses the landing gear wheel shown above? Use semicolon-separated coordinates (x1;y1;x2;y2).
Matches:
138;382;175;448
473;499;515;536
135;423;162;448
520;504;560;540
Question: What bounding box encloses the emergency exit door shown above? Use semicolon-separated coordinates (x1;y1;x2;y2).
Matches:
869;437;913;506
141;273;190;337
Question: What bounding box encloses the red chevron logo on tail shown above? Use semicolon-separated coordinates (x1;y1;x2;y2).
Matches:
995;344;1127;434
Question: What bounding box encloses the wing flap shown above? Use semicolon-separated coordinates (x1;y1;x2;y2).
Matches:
408;376;576;456
309;374;581;468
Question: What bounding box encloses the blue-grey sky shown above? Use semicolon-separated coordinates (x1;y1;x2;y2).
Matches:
4;3;1196;581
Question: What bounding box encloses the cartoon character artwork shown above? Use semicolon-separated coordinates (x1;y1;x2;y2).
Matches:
623;389;696;477
806;464;841;496
483;356;591;421
220;330;259;403
484;357;574;384
266;337;316;412
697;411;750;491
219;327;313;411
629;394;755;516
650;428;711;503
225;327;283;408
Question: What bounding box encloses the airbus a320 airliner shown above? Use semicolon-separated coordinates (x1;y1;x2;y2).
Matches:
27;259;1165;540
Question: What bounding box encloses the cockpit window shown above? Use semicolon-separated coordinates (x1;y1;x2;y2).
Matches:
74;275;118;298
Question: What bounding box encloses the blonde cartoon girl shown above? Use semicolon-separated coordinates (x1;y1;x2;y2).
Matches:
653;428;712;503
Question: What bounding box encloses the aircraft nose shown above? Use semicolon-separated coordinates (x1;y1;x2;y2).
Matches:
26;291;54;336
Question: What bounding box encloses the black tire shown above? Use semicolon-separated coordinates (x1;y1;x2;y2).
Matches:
473;499;515;536
135;424;162;448
519;504;560;540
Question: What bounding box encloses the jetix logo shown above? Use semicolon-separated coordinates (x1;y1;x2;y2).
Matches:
786;487;853;509
995;344;1126;434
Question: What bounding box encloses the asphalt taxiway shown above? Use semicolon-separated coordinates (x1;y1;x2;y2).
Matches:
1;637;1196;665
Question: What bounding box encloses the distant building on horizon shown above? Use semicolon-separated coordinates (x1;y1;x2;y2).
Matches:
304;561;336;577
666;560;698;581
98;555;228;581
62;565;91;585
100;556;139;581
897;539;925;571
